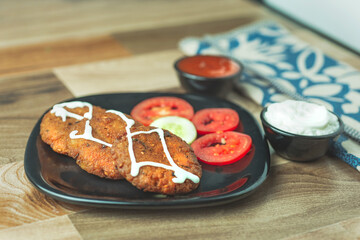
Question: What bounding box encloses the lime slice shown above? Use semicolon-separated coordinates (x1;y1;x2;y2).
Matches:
150;116;197;144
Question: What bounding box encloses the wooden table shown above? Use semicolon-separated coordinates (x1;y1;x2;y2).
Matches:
1;0;359;239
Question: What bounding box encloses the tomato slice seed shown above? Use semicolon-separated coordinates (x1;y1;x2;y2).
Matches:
192;108;240;135
191;131;252;166
131;96;194;126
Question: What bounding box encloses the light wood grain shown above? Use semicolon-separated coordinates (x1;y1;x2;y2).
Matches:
283;216;360;240
0;36;130;77
0;73;73;164
113;15;257;54
54;50;183;97
0;162;84;230
0;0;261;49
0;215;82;240
110;3;360;70
68;157;360;240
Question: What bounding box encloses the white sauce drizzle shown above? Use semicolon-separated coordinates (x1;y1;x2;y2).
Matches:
69;120;112;147
107;110;200;184
51;101;93;121
50;101;199;184
51;101;110;146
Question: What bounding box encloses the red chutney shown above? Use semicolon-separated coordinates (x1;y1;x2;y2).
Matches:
177;55;240;78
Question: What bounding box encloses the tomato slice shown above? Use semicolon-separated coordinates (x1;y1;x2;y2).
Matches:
192;108;239;135
191;131;252;165
130;97;194;126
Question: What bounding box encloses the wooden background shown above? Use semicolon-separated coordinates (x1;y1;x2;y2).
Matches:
0;0;359;239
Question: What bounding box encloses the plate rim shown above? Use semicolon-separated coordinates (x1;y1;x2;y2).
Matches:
24;92;270;209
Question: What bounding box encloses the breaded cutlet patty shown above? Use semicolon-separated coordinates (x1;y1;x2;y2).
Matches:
40;105;126;179
111;125;202;195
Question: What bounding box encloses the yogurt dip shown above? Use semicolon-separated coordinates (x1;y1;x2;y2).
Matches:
264;100;340;136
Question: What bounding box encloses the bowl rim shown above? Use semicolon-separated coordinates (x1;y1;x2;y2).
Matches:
260;105;344;140
173;54;244;81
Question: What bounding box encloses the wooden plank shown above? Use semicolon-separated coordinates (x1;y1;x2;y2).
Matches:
0;216;82;240
113;16;257;54
108;2;359;69
68;157;360;240
0;73;73;164
283;217;360;240
0;0;262;49
0;36;130;77
0;162;85;230
54;50;183;97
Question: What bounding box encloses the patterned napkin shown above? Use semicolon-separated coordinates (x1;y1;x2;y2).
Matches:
179;21;360;172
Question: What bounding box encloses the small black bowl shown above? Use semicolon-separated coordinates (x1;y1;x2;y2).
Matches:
174;55;243;98
260;106;344;162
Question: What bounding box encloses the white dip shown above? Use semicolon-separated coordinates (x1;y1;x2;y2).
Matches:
264;100;339;136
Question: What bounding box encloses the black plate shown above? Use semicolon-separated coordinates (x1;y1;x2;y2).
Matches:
24;93;270;209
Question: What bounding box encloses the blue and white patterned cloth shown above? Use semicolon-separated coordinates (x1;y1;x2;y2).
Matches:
179;21;360;172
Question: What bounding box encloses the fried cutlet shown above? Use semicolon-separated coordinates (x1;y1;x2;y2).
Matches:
40;104;126;179
109;112;201;195
40;102;202;194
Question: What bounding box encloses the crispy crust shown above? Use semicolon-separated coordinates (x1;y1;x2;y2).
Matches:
40;104;202;194
40;106;127;179
111;127;202;195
